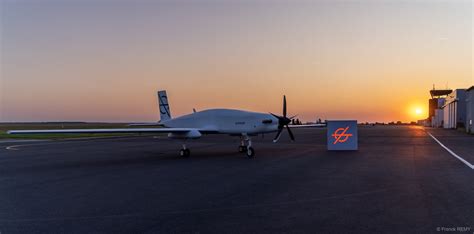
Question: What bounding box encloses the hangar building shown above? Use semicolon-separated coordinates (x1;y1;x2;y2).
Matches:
442;89;466;129
466;86;474;133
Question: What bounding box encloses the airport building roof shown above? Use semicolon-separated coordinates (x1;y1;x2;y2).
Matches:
430;89;452;98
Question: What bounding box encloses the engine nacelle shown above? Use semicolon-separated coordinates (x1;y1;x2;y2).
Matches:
168;130;202;139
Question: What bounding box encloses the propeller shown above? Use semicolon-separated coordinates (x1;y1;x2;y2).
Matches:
271;95;296;143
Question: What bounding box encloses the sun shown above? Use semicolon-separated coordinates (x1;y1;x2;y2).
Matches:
407;104;425;119
415;108;422;115
414;107;426;117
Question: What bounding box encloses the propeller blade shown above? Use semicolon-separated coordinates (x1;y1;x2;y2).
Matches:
273;128;283;143
272;96;295;143
289;114;298;120
286;125;295;141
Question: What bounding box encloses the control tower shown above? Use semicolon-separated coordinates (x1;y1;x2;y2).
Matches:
428;88;452;126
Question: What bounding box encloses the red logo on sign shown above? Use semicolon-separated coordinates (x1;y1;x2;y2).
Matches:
331;126;353;145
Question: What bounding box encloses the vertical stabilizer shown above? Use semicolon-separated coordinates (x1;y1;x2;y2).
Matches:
157;90;171;121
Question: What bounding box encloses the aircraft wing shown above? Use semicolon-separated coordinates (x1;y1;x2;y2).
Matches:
287;124;326;128
7;128;200;135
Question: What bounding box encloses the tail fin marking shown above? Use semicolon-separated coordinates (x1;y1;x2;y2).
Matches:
157;90;171;121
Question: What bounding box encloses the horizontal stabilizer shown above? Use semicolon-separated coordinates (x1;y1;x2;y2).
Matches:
287;124;326;128
128;123;164;127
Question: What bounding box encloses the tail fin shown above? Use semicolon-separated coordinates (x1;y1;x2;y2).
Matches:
157;90;171;121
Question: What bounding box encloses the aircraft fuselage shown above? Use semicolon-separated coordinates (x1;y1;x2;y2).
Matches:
162;109;279;135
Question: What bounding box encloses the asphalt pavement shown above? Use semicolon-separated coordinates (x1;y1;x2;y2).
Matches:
0;126;473;233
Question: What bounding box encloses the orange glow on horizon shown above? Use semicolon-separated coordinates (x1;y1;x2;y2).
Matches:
1;1;472;123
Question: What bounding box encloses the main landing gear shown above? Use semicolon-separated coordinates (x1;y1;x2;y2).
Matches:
178;136;255;158
179;143;190;158
239;135;255;158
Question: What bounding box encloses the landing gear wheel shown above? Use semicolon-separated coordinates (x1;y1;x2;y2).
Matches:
180;149;190;157
238;146;247;153
246;147;255;158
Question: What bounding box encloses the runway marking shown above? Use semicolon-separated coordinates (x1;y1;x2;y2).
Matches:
5;145;20;151
427;132;474;170
4;142;65;151
3;136;148;151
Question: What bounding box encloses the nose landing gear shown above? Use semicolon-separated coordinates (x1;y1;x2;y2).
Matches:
239;134;255;158
246;147;255;158
180;143;190;157
238;145;246;153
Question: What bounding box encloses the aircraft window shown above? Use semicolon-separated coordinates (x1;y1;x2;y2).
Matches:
262;119;272;124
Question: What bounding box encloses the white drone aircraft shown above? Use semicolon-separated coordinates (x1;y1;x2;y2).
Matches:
8;91;324;158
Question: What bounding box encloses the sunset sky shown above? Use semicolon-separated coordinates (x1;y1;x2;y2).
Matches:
1;0;472;123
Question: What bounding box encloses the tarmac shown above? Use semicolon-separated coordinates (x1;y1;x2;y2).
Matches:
0;126;473;233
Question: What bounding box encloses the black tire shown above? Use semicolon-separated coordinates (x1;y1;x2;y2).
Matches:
180;149;190;158
238;146;246;153
246;147;255;158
